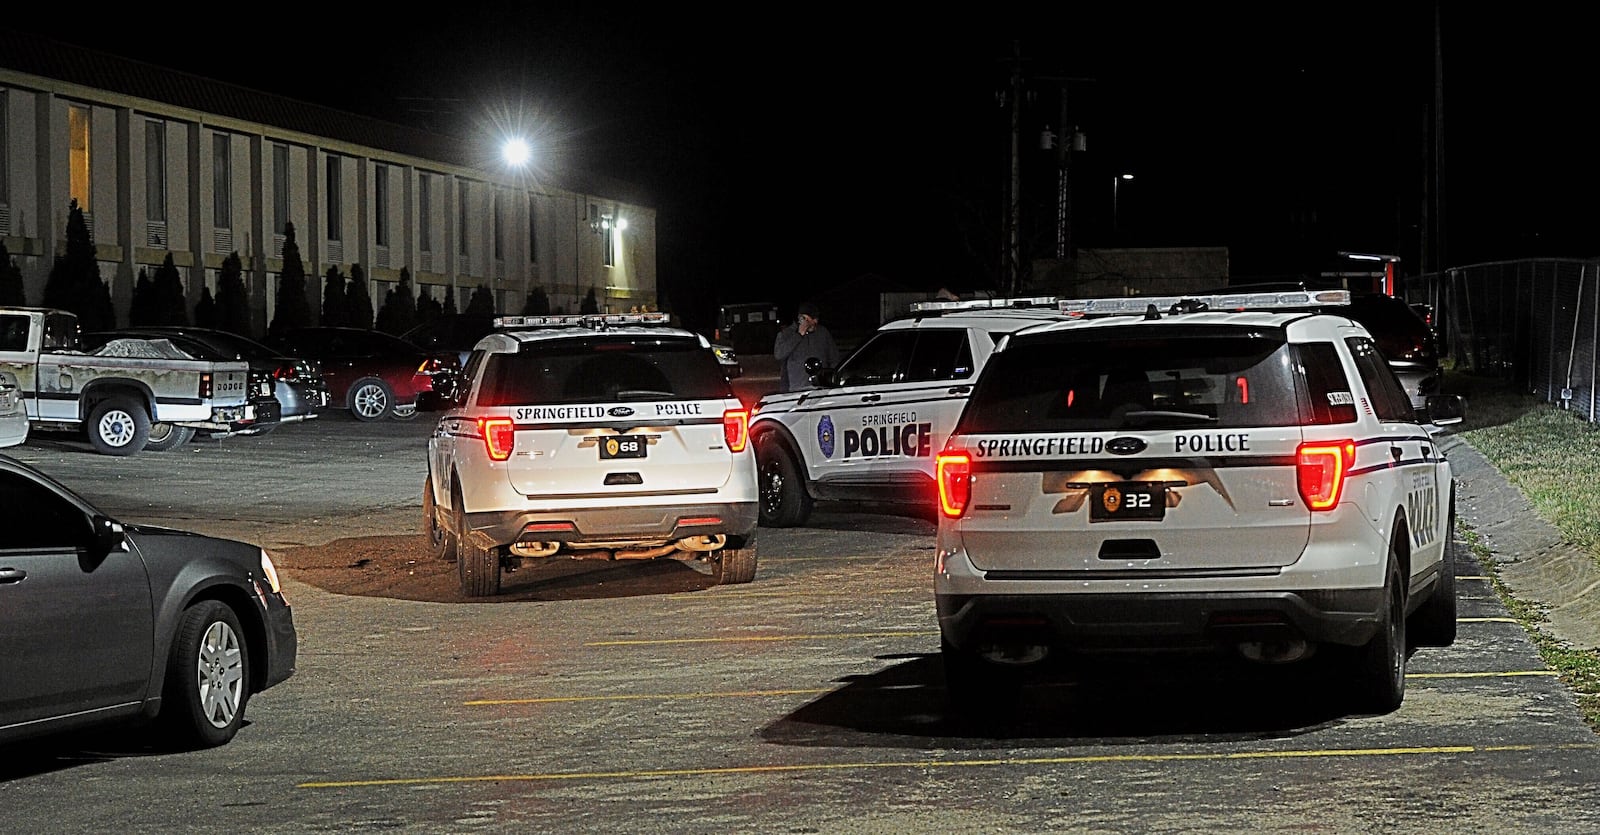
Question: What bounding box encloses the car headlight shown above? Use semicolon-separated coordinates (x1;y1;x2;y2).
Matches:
260;548;283;595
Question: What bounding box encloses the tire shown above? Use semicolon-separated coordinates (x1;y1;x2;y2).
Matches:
87;397;151;456
757;434;812;528
143;422;195;452
159;600;250;748
1349;533;1408;714
941;639;1021;721
424;474;457;562
1410;496;1459;648
348;377;394;422
391;402;419;421
713;545;757;584
454;484;500;597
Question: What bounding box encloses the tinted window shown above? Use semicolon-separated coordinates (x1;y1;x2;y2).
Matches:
476;337;731;405
0;314;28;351
1347;337;1414;421
1293;342;1358;425
959;328;1302;433
905;330;974;382
0;471;91;550
1344;295;1434;362
835;331;914;387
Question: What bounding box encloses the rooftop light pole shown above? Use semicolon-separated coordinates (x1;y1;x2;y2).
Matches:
1113;173;1134;239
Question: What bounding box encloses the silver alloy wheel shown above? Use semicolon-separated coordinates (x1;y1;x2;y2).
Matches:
392;403;418;419
97;408;138;447
196;619;245;729
352;383;390;420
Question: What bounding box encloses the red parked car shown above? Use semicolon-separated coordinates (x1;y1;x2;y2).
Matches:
263;327;460;421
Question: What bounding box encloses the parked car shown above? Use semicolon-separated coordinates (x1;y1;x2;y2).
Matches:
83;327;331;437
263;326;461;421
402;314;497;369
0;370;27;448
0;453;297;748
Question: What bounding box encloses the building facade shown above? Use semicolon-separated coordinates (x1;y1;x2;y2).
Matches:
0;34;656;336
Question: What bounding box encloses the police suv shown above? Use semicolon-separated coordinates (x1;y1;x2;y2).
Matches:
933;290;1465;715
424;313;759;597
750;297;1076;527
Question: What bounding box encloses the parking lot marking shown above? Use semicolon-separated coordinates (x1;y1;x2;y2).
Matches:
1459;575;1489;581
671;589;924;600
296;742;1600;789
585;630;939;647
1408;671;1556;679
1458;617;1519;623
465;688;832;706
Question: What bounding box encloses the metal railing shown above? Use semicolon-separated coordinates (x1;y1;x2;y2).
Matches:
1410;258;1600;421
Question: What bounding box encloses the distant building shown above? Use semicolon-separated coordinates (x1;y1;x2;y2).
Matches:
0;30;655;332
1032;247;1230;298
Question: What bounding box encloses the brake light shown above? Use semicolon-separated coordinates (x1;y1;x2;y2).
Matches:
198;372;213;399
723;408;749;452
274;363;298;381
480;417;516;461
936;450;972;518
1297;440;1354;511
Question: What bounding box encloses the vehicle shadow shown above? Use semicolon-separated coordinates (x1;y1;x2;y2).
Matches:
759;652;1352;750
0;723;252;782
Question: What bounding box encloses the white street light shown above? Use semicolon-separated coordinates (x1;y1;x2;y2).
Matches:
502;137;532;168
1113;173;1134;237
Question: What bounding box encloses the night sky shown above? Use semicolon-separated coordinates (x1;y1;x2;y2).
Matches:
5;5;1592;330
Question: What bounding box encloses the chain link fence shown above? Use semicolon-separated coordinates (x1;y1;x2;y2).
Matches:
1409;258;1600;421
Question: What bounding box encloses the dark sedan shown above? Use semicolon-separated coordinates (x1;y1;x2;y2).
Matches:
84;327;331;434
263;326;460;421
0;454;296;748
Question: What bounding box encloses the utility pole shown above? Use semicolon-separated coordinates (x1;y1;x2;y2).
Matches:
1005;43;1024;296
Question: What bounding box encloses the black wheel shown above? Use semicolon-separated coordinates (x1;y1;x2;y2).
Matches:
1410;497;1459;648
143;422;195;452
87;397;151;456
941;639;1021;721
424;474;457;562
454;484;500;597
159;600;250;748
757;434;812;527
713;544;757;584
1350;532;1408;714
348;377;394;422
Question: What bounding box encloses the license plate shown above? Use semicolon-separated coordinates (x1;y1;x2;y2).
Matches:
1089;482;1165;521
600;435;647;459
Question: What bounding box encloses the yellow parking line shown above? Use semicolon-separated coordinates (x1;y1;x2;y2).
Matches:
1458;575;1489;581
466;688;831;706
1458;617;1519;623
586;630;939;647
669;589;924;600
762;555;926;564
296;742;1600;789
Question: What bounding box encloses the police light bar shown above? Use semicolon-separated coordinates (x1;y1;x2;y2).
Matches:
1058;290;1350;317
908;296;1059;314
494;312;673;329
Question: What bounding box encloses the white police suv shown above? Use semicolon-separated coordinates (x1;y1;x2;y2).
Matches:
750;297;1075;527
425;313;759;596
933;290;1465;715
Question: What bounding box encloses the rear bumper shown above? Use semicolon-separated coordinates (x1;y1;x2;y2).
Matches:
468;500;759;550
936;588;1384;654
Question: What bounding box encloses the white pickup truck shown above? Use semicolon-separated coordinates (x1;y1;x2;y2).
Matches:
0;306;277;455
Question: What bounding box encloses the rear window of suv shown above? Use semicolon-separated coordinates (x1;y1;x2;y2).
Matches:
475;336;732;406
959;326;1308;434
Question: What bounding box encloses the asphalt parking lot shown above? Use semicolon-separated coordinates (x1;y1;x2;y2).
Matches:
5;412;1600;833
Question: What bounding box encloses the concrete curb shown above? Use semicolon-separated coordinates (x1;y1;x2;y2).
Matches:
1441;432;1600;651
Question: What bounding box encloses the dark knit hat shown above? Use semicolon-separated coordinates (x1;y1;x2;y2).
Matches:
797;302;820;318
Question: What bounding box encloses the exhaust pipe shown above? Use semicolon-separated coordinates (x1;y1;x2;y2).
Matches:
678;534;726;552
1236;638;1313;664
509;541;560;558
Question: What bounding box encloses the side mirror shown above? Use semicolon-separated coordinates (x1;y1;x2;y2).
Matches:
90;514;128;559
1423;393;1466;426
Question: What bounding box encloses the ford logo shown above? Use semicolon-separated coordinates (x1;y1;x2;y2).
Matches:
1106;436;1146;455
608;406;635;417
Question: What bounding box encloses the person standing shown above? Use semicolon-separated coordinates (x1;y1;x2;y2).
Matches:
774;302;840;392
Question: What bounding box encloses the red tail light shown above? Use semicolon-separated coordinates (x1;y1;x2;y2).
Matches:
936;450;972;519
480;417;516;461
1297;440;1354;511
274;363;298;381
198;372;213;399
723;408;749;453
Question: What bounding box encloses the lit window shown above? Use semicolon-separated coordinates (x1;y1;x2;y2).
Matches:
69;105;91;212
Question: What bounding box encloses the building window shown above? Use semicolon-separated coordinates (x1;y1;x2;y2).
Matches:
374;164;389;247
493;190;504;261
458;183;470;256
213;133;231;229
326;156;341;241
602;217;616;268
272;144;289;237
0;95;9;206
527;198;538;264
145;120;166;222
69;105;91;212
418;175;432;253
